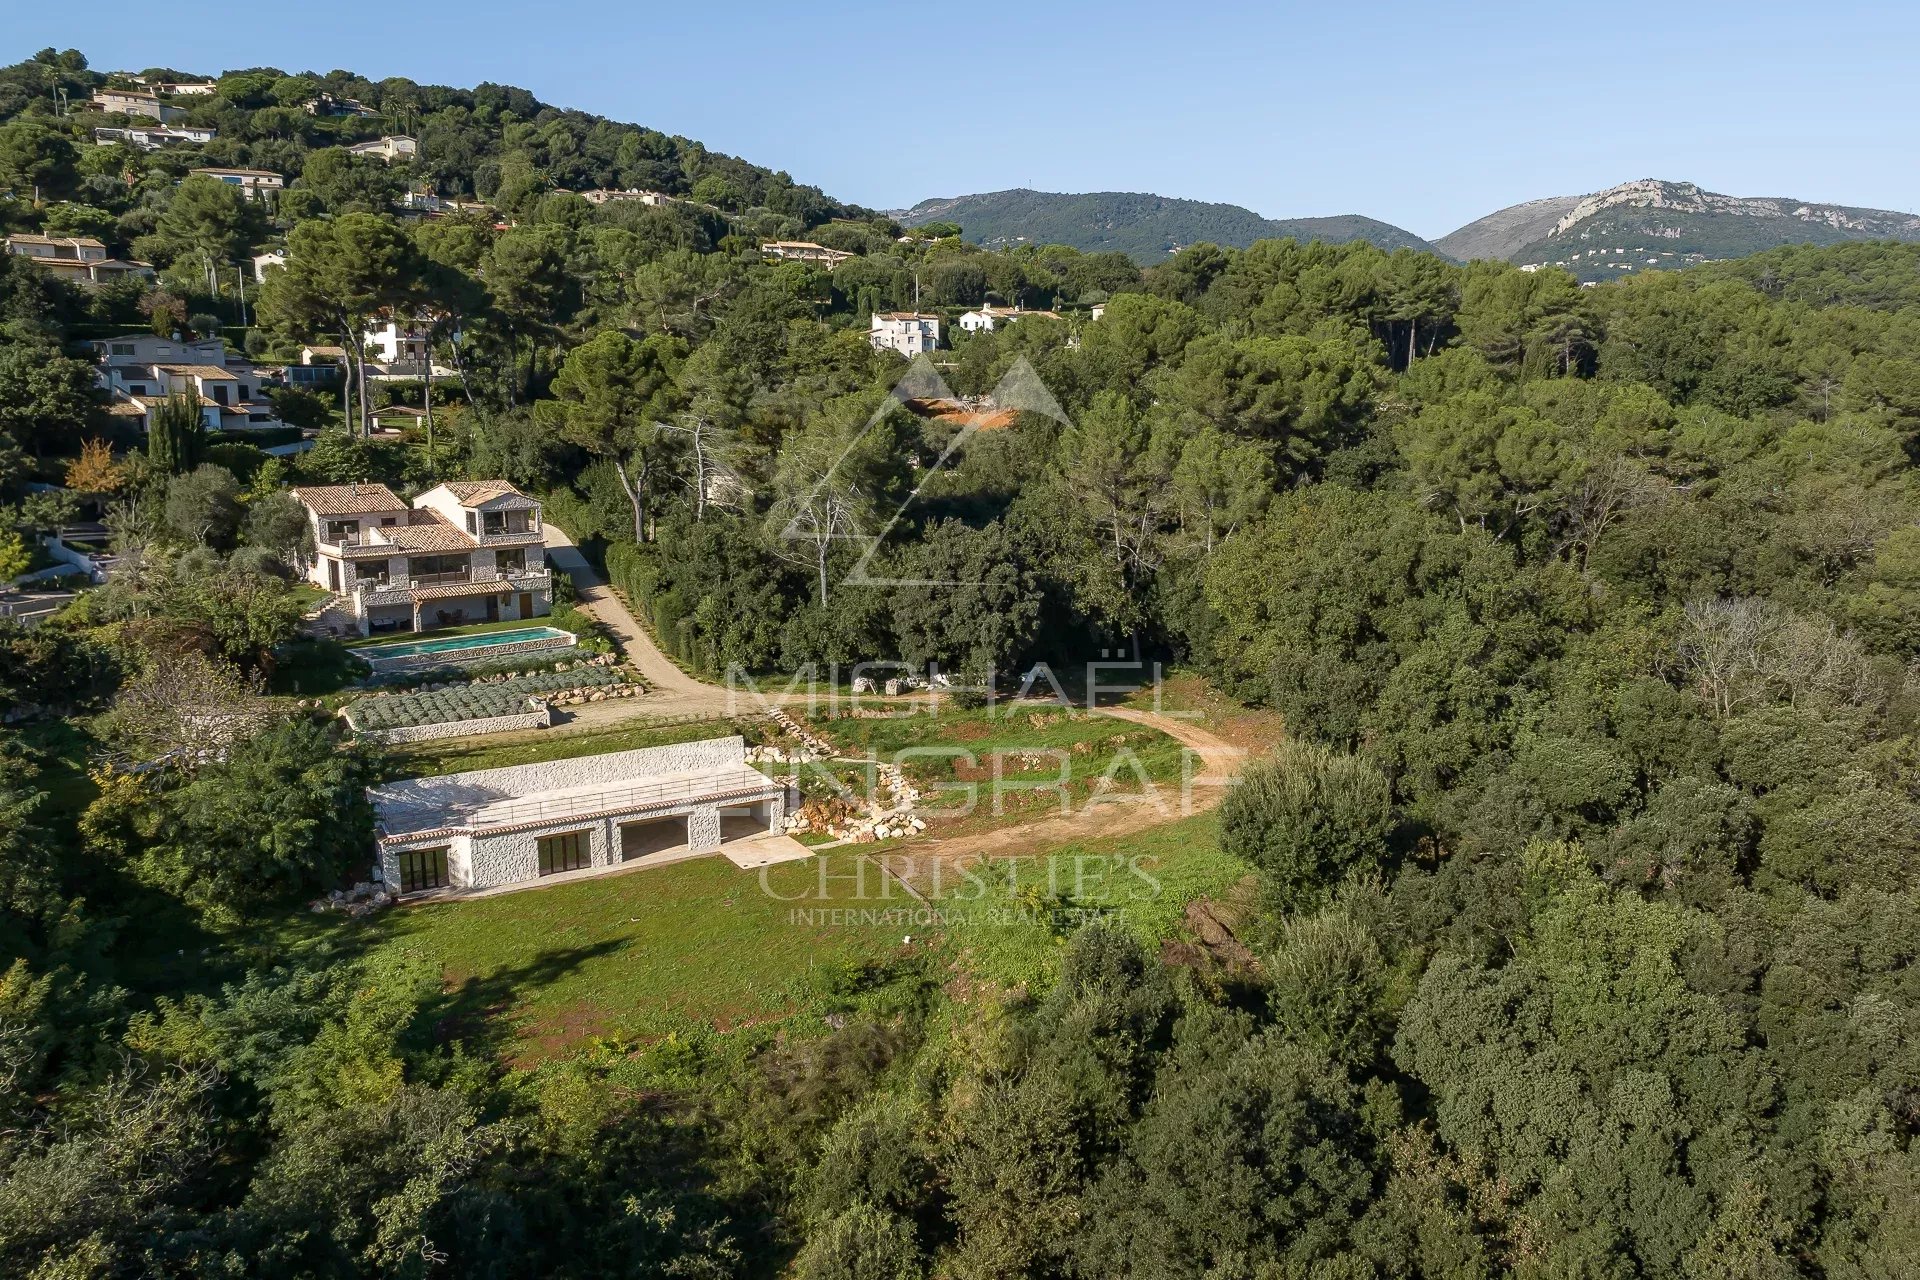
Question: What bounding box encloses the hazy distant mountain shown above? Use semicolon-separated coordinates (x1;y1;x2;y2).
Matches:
899;188;1438;262
1439;179;1920;281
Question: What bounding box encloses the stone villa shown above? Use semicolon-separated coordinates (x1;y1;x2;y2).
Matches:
370;736;794;896
292;480;551;635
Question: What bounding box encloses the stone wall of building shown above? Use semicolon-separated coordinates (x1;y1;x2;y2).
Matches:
687;804;722;853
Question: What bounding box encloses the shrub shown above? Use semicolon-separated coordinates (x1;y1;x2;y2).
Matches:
1221;740;1394;911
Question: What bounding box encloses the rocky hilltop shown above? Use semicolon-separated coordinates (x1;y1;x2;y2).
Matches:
1441;179;1920;280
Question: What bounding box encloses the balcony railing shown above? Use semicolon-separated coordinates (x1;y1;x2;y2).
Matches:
353;567;549;596
475;526;542;544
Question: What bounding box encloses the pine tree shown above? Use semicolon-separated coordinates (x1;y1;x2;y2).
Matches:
146;392;205;476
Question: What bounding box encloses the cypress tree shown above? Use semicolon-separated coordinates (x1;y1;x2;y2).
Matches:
146;392;206;476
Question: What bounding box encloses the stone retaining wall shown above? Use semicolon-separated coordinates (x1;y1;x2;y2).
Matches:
358;702;552;744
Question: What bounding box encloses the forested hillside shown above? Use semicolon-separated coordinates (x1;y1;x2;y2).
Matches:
3;44;1920;1280
902;187;1439;261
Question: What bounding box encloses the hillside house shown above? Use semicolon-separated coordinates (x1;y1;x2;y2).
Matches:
761;240;854;267
304;93;377;118
348;134;418;163
189;167;284;202
91;332;237;371
869;311;942;357
370;736;792;896
580;188;671;206
93;336;283;432
957;304;1063;333
293;481;552;635
364;315;433;364
90;89;185;122
276;344;345;389
5;235;154;286
93;124;217;150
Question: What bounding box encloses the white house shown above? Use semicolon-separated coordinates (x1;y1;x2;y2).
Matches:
189;167;284;202
93;124;216;150
92;333;233;368
347;134;418;163
92;335;284;432
292;480;552;636
369;736;795;897
363;315;432;365
957;304;1063;334
90;89;186;123
252;249;286;281
869;312;941;357
5;235;154;287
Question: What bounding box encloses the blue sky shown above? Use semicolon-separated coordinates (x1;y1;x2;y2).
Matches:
16;0;1920;239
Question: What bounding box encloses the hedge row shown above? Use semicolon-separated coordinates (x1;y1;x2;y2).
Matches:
605;541;716;676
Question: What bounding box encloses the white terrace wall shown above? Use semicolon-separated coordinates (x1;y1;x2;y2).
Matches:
374;736;748;818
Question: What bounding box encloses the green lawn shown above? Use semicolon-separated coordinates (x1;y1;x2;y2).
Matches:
367;852;913;1058
332;811;1245;1062
928;812;1251;990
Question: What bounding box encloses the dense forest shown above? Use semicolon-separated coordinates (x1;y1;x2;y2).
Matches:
4;45;1920;1280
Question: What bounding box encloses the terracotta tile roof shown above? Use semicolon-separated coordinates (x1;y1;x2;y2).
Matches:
440;480;531;505
8;233;107;249
380;516;473;551
408;578;513;603
292;483;408;515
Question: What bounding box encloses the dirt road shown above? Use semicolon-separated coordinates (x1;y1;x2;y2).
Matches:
528;526;1246;855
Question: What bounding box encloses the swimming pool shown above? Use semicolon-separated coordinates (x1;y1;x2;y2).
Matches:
358;625;574;664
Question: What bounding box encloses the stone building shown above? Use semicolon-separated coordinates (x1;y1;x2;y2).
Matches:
369;736;794;896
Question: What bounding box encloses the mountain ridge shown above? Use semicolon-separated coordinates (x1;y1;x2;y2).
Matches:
898;188;1439;262
1438;179;1920;280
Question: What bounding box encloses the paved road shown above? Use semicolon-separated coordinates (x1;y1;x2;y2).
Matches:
542;524;729;718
